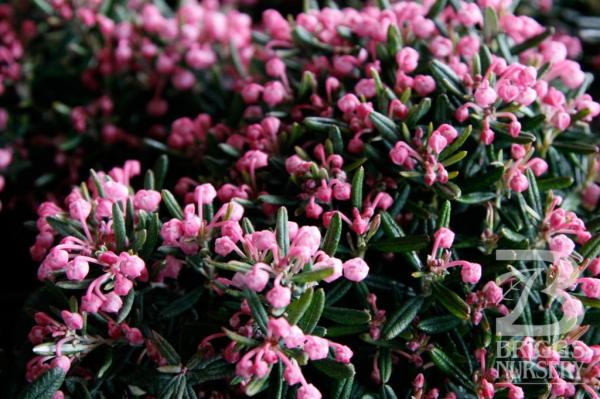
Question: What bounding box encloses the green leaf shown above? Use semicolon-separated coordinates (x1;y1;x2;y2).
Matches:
151;331;181;365
223;329;260;347
379;348;393;383
313;359;355;379
304;117;348;132
511;27;554;55
244;288;269;334
325;324;370;337
141;213;160;259
525;168;542;216
116;290;135;323
258;195;298;206
351;166;364;210
580;234;600;260
437;200;451;229
380;384;398;399
144;170;155;190
112;203;127;252
483;7;498;41
426;0;447;18
456;192;496;204
462;164;504;193
18;368;65;399
432;282;470;320
32;0;54;14
418;315;462;334
276;207;289;256
430;346;473;388
322;307;371;325
536;177;573;191
292;267;334;284
245;374;270;396
322;213;342;256
381;296;424;340
298;288;325;334
46;216;86;241
371;235;429;253
160;288;203;319
431;60;464;96
406;97;432;128
553;142;599;154
439;125;472;161
161;190;184;220
441;150;467;167
379;212;423;270
370;112;399;142
287;288;314;325
292;26;332;52
153;155;169;190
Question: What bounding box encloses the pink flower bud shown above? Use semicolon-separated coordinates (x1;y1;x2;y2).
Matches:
267;317;291;339
195;183;217;204
509;120;521;137
474;86;497;108
579;278;600;298
549;234;575;259
114;274;133;295
528;158;548;176
125;327;144;345
551;111;571;131
66;257;89;281
51;356;71;373
298;384;322;399
284;360;303;385
266;284;291;308
481;128;495;145
263;81;286;107
435;227;455;249
81;293;103;313
133;189;161;212
455;105;469;122
104;181;129;202
343;258;369;282
61;311;83;330
45;249;69;270
390;142;410;165
509;172;529;193
482;281;503;305
119;253;145;278
461;262;482;284
561;294;583;318
245;264;270;292
334;344;353;363
68;199;91;220
518;337;535;361
511;144;526;160
413;75;436;96
284;325;305;348
436;124;458;143
428;132;448;153
303;335;329;360
101;292;123;313
215;236;237;256
337;93;360;114
396;47;419;73
572;340;594;363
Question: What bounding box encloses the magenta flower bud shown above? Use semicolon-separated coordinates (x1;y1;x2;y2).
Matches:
114;274;133;296
160;219;183;245
551;111;571;131
511;144;526;160
509;172;529;193
455;105;469;122
579;278;600;298
481;128;494;145
51;356;71;373
0;148;12;169
528;158;548;176
474;86;497;108
334;345;353;363
119;253;145;279
396;47;419;73
297;384;321;399
194;183;217;205
435;227;455;249
45;249;69;270
572;340;594;363
390;142;409;165
480;379;495;398
266;284;291;308
436;124;458;143
343;258;369;282
303;335;329;360
52;391;64;399
284;325;305;349
413;75;436;96
549;234;575;259
509;120;521;137
507;385;524;399
172;69;195;91
101;292;123;313
220;221;244;242
66;257;89;281
61;310;83;330
103;180;129;202
284;360;303;385
81;293;103;314
68;199;92;220
267;317;291;339
460;262;482;284
241;83;263;104
428;132;448;154
215;236;237;256
355;78;376;98
245;264;270;292
518;337;535;361
125;327;144;345
482;281;503;305
262;81;286;107
133;189;161;212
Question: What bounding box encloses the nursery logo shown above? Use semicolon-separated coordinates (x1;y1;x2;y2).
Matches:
493;249;587;385
494;249;583;337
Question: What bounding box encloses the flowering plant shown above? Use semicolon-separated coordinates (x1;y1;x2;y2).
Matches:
8;0;600;399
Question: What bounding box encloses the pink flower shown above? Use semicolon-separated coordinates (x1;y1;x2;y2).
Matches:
195;183;217;204
474;85;497;108
413;75;436;96
509;172;529;193
267;317;291;338
428;132;448;153
266;283;291;308
549;234;575;259
434;227;455;249
303;335;329;360
61;311;83;330
518;337;535;361
561;294;583;318
334;344;353;363
390;142;409;165
114;274;133;295
343;258;369;282
460;262;482;284
215;236;237;256
66;257;89;281
133;189;161;212
101;292;123;313
297;384;322;399
578;278;600;298
284;325;305;348
337;93;360;114
396;47;419;73
483;281;503;305
245;264;270;292
119;253;145;278
51;356;71;373
263;81;286;107
511;144;526;160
